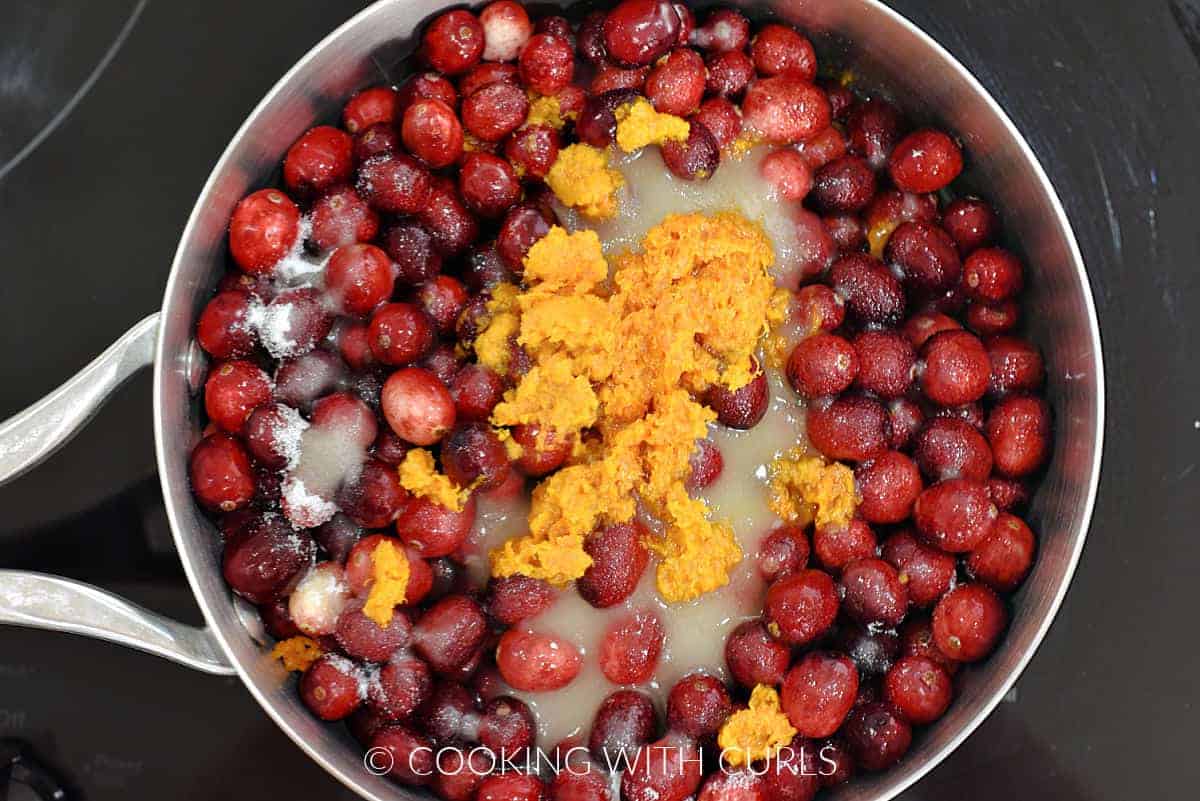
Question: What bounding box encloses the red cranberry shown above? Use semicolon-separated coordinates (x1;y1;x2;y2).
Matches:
705;369;768;429
487;575;556;625
807;394;890;462
459;62;519;98
725;620;790;688
781;651;859;738
299;654;362;721
534;15;574;46
855;451;922;524
382;220;443;286
309;187;379;251
197;291;256;359
283;126;353;197
705;50;754;98
902;311;961;349
884;655;952;725
448;364;504;422
441;422;511;491
424;10;485;74
511;424;572;477
761;148;813;201
312;388;378;442
498;203;553;270
840;558;908;627
742;75;831;144
401;98;464;169
191;433;257;512
793;285;845;333
621;737;702;801
843;701;912;772
811;156;876;214
646;48;706;116
506;124;561;181
914;478;998;552
965;298;1020;336
274;350;347;412
590;690;658;764
335;600;412;663
692;97;742;148
353;121;400;163
813;519;877;572
963;248;1024;302
986;395;1051;477
885;221;962;295
880;529;957;608
578;11;609;63
369;303;434;366
887;397;924;451
750;23;816;80
661;121;720;180
262;287;334;359
222;516;314;603
986;476;1030;512
796;125;848;170
550;762;611;801
459;152;522;218
397;72;459;116
590;63;649;94
324;244;394;317
760;738;819;801
913;417;993;482
417;276;468;338
244;403;301;470
413;595;488;673
899;616;959;675
603;0;681;66
381;366;456;445
480;0;533;61
343;86;399;133
345;535;429;600
889;128;963;193
479;695;537;755
968;512;1035;592
786;333;857;398
497;628;582;691
228;189;299;275
932;583;1007;661
666;673;731;737
336;459;407;529
828;253;906;327
942;197;1000;255
204;360;272;432
985;336;1044;397
690;8;750;53
396;496;477;559
853;331;915;399
356;153;432;215
369;724;435;785
846;98;905;169
920;330;991;406
419;176;480;257
823;215;865;251
764;569;839;645
934;401;986;431
599;610;664;684
519;33;575;95
682;437;723;492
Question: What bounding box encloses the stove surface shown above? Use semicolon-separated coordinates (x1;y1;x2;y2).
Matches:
1;1;1197;799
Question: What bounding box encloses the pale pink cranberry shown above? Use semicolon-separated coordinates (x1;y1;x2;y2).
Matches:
742;75;831;144
497;628;582;691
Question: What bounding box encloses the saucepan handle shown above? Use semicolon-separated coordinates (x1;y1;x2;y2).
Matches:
0;313;235;676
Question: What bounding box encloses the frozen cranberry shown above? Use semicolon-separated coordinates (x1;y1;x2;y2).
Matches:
590;690;657;764
423;9;485;74
441;423;511;491
885;221;962;295
622;737;702;801
413;595;488;674
370;724;435;785
274;350;347;411
846;98;905;169
446;365;502;423
781;651;858;738
793;285;845;334
706;369;768;429
883;655;952;725
414;278;465;339
987;395;1051;477
370;654;433;722
968;512;1035;592
854;451;922;524
396;495;476;559
204;360;272;432
423;177;481;258
887;398;923;451
459;152;522;218
399;98;463;169
750;23;816;79
828;253;905;327
761;149;813;201
786;333;857;398
300;654;362;721
599;610;664;684
478;0;532;62
309;187;379;251
479;773;547;801
796;126;848;171
690;8;749;52
725;620;790;688
966;298;1020;336
913;417;992;482
932;583;1007;661
222;516;314;603
283;126;353;197
228;189;299;275
823;215;865;252
985;336;1044;397
963;248;1024;303
840;558;908;627
760;737;819;801
843;701;912;772
505;125;559;181
324;243;394;317
880;529;956;608
813;519;876;572
590;63;649;94
902;311;961;349
334;600;412;663
742;75;831;144
478;695;536;755
686;437;724;491
765;569;839;645
890;129;963;193
353;121;399;164
914;478;997;552
379;222;441;286
807;394;890;462
498;203;553;270
810;156;876;214
289;561;351;636
645;48;706;116
576;88;639;147
381;366;456;446
243;403;300;470
661;121;720;180
551;762;610;801
368;303;434;366
310;392;376;449
664;673;730;738
603;0;681;66
511;424;571;477
691;98;742;150
356;153;432;214
920;330;991;406
855;331;916;399
191;433;256;512
986;476;1029;512
197;291;256;359
518;33;574;95
486;575;555;625
343;86;399;133
264;287;334;358
335;459;405;528
497;628;582;691
705;50;754;97
942;197;1000;255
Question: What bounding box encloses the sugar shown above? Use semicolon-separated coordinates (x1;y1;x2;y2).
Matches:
281;475;338;529
269;404;309;471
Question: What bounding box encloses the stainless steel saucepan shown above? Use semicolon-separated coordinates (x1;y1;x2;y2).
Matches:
0;1;1104;799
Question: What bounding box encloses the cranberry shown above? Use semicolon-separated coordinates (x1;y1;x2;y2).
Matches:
197;291;257;360
382;366;456;445
751;23;816;80
603;0;681;66
381;220;443;286
274;350;347;411
576;88;640;147
244;404;300;470
885;221;962;295
479;695;536;755
323;244;394;317
505;125;559;181
416;277;467;338
497;628;582;691
855;451;922;524
811;156;876;213
551;762;611;801
691;97;742;148
356;153;432;214
498;203;553;269
963;248;1024;302
480;0;533;61
725;619;790;688
534;15;574;45
764;569;839;645
336;459;406;528
840;558;908;627
283;126;353;197
462;242;514;292
590;690;658;764
334;600;412;663
883;655;952;726
934;401;986;431
313;387;378;442
902;311;961;349
574;521;650;610
843;701;912;772
690;8;750;52
761;738;820;801
761;148;813;201
621;737;702;801
900;616;959;675
796;125;848;170
966;298;1020;336
479;773;547;801
309;187;379;251
590;63;649;94
353;121;399;164
807;394;890;462
646;48;706;116
968;512;1035;592
204;360;272;432
413;595;488;673
420;176;481;257
914;478;997;552
398;71;459;115
191;433;256;513
793;284;845;333
298;654;362;721
599;610;664;684
511;424;572;477
343;86;399;133
706;369;768;429
399;98;464;169
369;303;434;366
487;574;556;625
835;624;900;678
683;437;725;494
705;50;754;98
222;516;314;603
258;595;301;640
786;333;857;398
889;129;963;193
420;680;480;744
661;121;720;180
423;10;485;74
846;98;905;169
419;346;463;389
822;215;864;252
396;495;476;559
460;62;519;97
853;331;916;399
578;11;609;63
920;330;991;406
985;336;1044;397
447;365;503;423
781;651;858;738
369;724;435;785
442;422;512;490
699;766;765;801
663;673;730;738
913;417;993;482
742;75;831;144
518;33;574;95
813;519;877;572
987;476;1030;512
942;197;1000;255
887;397;924;451
986;395;1051;477
459;152;522;218
828;253;906;327
880;529;957;608
228;189;299;275
932;583;1007;661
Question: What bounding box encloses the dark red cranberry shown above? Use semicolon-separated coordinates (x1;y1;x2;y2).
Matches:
884;655;952;725
324;243;394;317
764;569;839;645
353;121;400;163
498;203;553;270
262;287;334;358
914;478;998;552
920;330;991;406
813;519;877;572
599;611;664;684
480;0;533;61
418;176;480;257
441;422;511;491
846;98;905;170
511;424;572;477
506;124;561;181
343;86;399;134
417;346;461;390
823;215;866;252
478;695;536;755
336;459;407;529
423;9;485;75
396;496;477;559
889;128;963;193
690;8;750;52
369;303;434;366
666;673;731;738
413;595;488;673
244;402;302;470
645;48;706;116
793;284;845;333
880;529;957;608
761;737;819;801
705;50;754;98
742;75;831;144
811;156;876;214
855;451;922;524
622;737;702;801
986;476;1030;512
356;153;432;215
228;189;300;275
274;350;347;412
885;221;962;295
840;558;908;627
725;619;791;688
887;397;924;451
191;433;257;513
786;333;857;398
335;600;412;662
968;512;1035;592
986;395;1051;477
497;628;582;691
963;247;1024;302
381;366;455;446
370;724;435;785
692;97;742;148
853;331;915;399
197;290;256;359
834;624;900;678
258;595;301;640
985;336;1044;397
913;417;993;482
781;651;859;738
534;15;574;45
590;690;658;764
706;369;768;429
381;220;443;286
204;360;272;432
761;148;813;201
942;197;1000;255
462;242;513;292
578;11;609;63
965;298;1020;336
421;680;479;743
603;0;681;66
751;23;816;79
448;364;504;423
459;152;522;218
828;253;906;327
685;437;724;491
576;88;640;147
299;654;362;721
661;121;720;180
488;575;556;625
807;394;890;462
519;33;575;95
309;187;379;252
842;702;912;772
222;516;314;603
401;98;464;169
314;513;363;562
932;583;1007;661
416;276;467;338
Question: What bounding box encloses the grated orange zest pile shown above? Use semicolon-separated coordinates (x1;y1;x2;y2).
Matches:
271;636;323;672
398;448;467;511
717;684;798;766
768;451;859;529
363;539;410;627
614;97;690;152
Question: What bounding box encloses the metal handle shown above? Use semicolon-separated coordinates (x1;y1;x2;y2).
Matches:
0;314;235;676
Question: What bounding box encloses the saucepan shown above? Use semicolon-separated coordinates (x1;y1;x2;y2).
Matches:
0;0;1104;799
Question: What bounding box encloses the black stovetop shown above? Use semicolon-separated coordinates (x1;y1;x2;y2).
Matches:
1;1;1198;799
